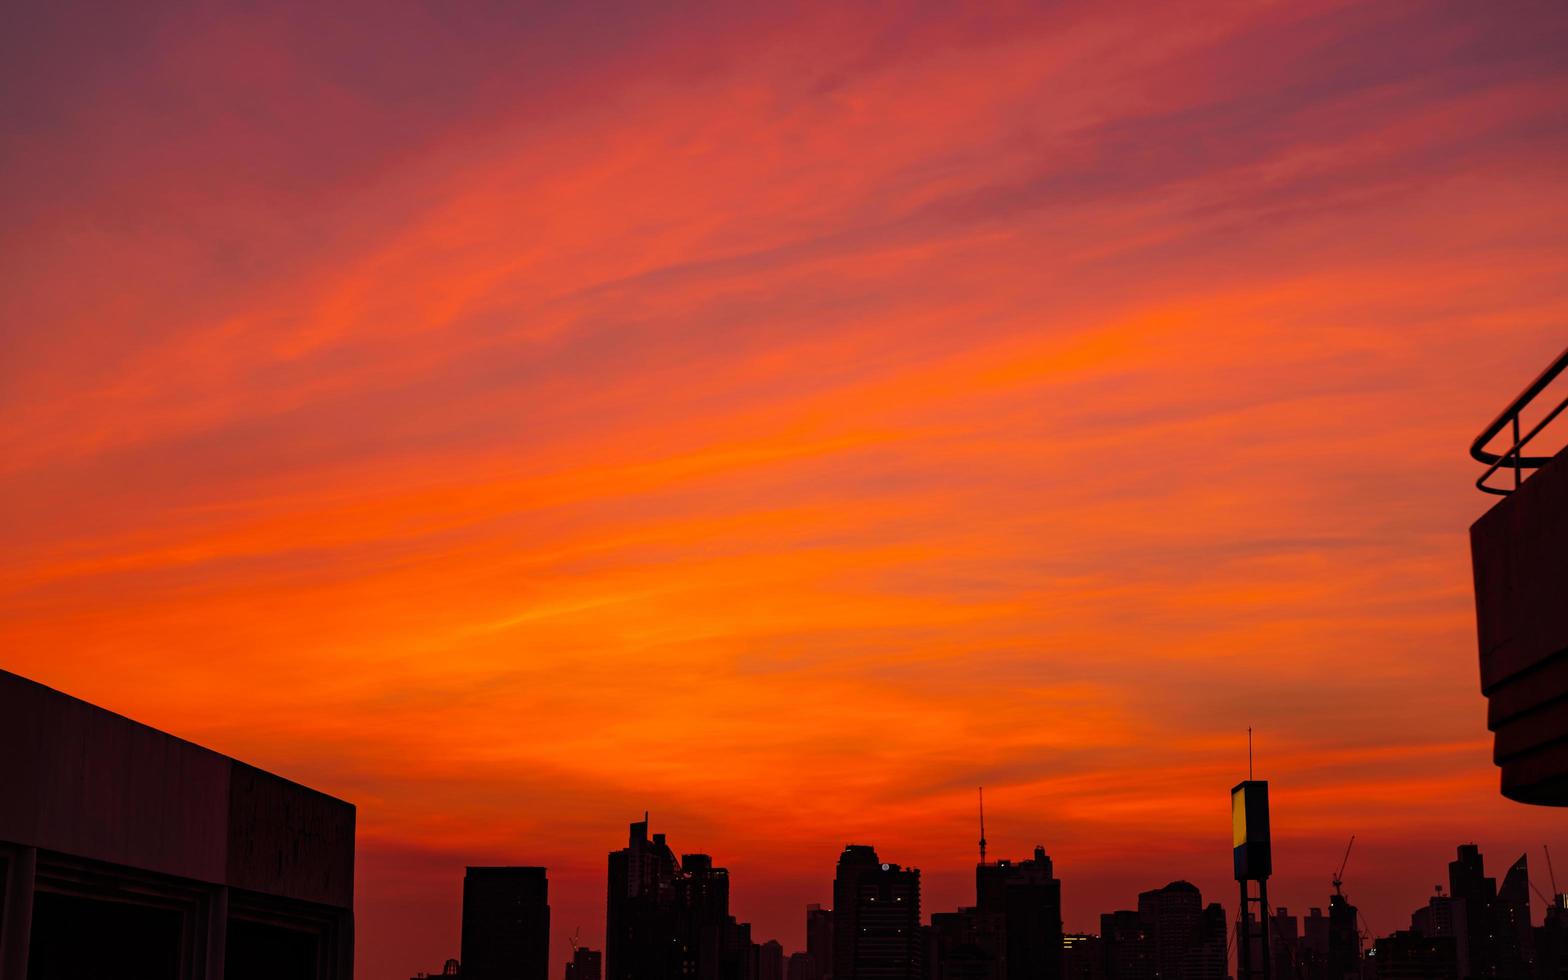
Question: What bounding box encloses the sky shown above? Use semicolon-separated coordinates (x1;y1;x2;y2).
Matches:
3;1;1568;977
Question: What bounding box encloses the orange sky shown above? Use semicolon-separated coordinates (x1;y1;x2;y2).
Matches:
3;2;1567;977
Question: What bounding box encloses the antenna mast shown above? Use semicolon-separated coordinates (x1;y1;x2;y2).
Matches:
978;787;988;865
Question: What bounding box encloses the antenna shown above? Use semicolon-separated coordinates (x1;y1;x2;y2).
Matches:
978;787;988;865
1248;726;1254;780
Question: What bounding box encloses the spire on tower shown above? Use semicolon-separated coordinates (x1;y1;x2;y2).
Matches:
977;786;988;865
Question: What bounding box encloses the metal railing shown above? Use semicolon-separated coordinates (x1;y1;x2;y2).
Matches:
1471;345;1568;495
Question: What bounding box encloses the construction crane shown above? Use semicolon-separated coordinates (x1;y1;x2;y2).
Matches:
1332;836;1356;897
1549;845;1565;909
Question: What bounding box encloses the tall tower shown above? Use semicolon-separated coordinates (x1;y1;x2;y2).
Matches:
1232;781;1272;980
461;866;551;980
606;818;681;980
976;846;1063;980
806;904;834;980
832;846;921;980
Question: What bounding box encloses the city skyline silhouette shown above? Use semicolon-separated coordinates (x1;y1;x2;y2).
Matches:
4;1;1568;978
399;812;1565;980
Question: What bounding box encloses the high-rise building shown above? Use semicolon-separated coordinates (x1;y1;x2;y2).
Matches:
1100;882;1224;980
759;941;785;980
1371;931;1458;980
1099;909;1151;980
975;846;1063;980
832;845;922;980
678;854;733;980
1268;906;1300;978
1302;906;1330;978
789;951;822;980
1536;893;1567;980
1497;854;1534;979
1370;842;1550;980
607;819;681;980
808;904;835;980
1326;892;1360;980
1189;903;1227;980
929;907;1002;980
461;867;551;980
1449;844;1499;980
606;820;760;980
568;948;604;980
1060;935;1105;980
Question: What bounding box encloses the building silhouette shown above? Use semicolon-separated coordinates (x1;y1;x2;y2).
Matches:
789;950;822;980
1371;930;1458;980
461;866;550;980
1099;882;1224;980
1324;891;1360;980
678;853;733;980
1353;842;1567;980
1536;891;1567;980
606;818;763;980
412;959;464;980
0;669;355;980
759;940;785;980
1060;934;1105;980
976;846;1063;980
607;818;682;980
930;845;1064;980
833;845;923;980
568;947;604;980
1100;909;1152;980
929;905;1003;980
808;903;836;980
1467;345;1568;806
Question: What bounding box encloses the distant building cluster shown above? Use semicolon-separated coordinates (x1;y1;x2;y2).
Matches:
411;824;1568;980
3;666;1564;980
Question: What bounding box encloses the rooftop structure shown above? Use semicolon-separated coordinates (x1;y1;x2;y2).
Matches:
0;668;355;980
1468;345;1568;805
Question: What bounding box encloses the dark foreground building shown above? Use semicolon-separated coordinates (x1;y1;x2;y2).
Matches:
0;668;355;980
1469;345;1568;806
462;866;550;980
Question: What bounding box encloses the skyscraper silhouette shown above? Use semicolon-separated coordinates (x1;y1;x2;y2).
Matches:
567;948;604;980
808;904;835;980
1449;844;1499;980
789;950;822;980
607;819;681;980
1101;882;1224;980
975;846;1063;980
1325;891;1359;980
677;853;732;980
832;846;922;980
605;818;763;980
461;867;551;980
